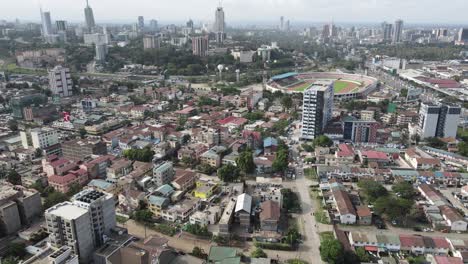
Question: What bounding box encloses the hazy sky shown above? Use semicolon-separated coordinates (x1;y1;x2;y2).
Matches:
1;0;467;25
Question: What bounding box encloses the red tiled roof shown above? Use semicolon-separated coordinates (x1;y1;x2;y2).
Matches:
332;189;356;216
260;200;280;221
356;206;372;217
434;256;463;264
432;237;450;249
48;174;77;184
218;116;248;126
361;150;389;160
337;144;355;157
49;158;72;167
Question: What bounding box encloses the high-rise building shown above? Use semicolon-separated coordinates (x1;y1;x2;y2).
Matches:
301;81;334;140
95;44;107;61
143;35;160;50
418;102;461;139
45;202;95;262
138;16;144;30
149;19;158;31
343;116;379;143
457;28;468;44
213;6;225;33
84;0;96;33
61;138;107;161
280;16;284;31
71;190;116;247
392;19;404;44
382;22;393;42
192;36;209;56
46;189;116;262
41;10;53;37
49;65;73;97
56;20;67;31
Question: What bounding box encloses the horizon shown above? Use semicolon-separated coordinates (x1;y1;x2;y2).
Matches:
1;0;468;26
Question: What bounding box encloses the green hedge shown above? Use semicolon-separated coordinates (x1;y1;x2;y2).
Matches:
254;241;293;251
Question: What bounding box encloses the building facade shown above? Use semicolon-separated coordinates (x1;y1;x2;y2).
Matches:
301;81;334;140
418;103;461;139
49;65;73;97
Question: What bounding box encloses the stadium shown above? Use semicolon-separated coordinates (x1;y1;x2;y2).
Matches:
266;72;379;100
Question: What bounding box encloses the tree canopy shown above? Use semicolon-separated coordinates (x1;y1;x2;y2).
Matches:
217;163;240;182
123;147;155;162
236;150;255;175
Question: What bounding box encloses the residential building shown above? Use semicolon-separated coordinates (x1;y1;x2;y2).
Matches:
147;195;169;218
0;184;42;235
259;200;280;231
193;180;217;199
45;202;95;262
201;146;226;168
71;190;117;247
62;138;107;162
218;199;236;235
235;193;252;228
153;161;175;186
301;81;334;140
439;205;467;232
49;65;73;97
192;36;209;56
343;116;379;143
332;188;356;224
20;127;59;153
418;103;461;139
171;170;197;192
143;35;160;50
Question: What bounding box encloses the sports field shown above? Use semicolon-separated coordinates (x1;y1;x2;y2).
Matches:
333;80;360;94
291;81;314;92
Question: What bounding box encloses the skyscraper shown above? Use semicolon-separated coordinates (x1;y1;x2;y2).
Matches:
392;19;404;44
457;28;468;43
95;44;107;61
280;16;284;31
56;20;67;32
418;102;461;139
138;16;145;30
149;19;158;31
49;66;73;97
192;36;209;57
301;81;334;140
382;22;393;42
213;5;225;33
84;0;96;33
40;10;53;37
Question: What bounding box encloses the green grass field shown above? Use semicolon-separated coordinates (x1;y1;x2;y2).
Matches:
333;80;351;93
293;82;313;92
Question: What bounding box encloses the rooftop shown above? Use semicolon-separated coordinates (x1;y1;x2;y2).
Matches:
46;202;88;220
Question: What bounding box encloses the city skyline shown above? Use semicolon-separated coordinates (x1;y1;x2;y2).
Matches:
2;0;468;25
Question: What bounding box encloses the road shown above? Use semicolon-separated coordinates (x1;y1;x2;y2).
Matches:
284;123;324;264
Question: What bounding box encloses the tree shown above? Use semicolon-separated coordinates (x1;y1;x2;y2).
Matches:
357;180;388;203
6;170;21;185
184;223;210;237
123;147;155;162
320;239;344;264
217;163;240;182
196;163;215;175
79;128;87;139
133;209;153;223
272;143;289;173
43;191;68;209
236;150;255;175
6;242;27;259
251;247;267;258
374;196;414;224
191;246;206;259
66;183;82;196
392;182;416;199
355;247;371;262
285;226;301;245
313;135;333;147
425;137;446;149
34;148;43;158
281;95;293;110
7;120;18;131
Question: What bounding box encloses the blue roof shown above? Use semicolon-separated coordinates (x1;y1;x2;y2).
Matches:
271;72;298;81
264;137;278;147
148;195;168;207
88;179;113;190
155;184;175;196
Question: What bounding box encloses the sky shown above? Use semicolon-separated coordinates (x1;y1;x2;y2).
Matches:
1;0;467;25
